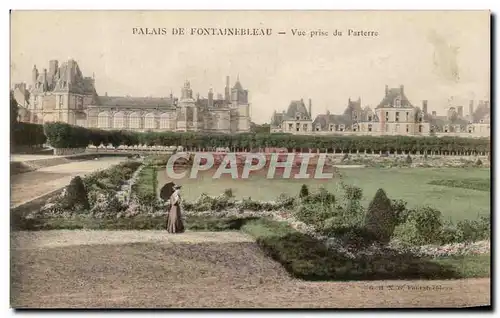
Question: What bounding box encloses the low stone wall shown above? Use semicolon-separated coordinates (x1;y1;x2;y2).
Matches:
54;148;87;156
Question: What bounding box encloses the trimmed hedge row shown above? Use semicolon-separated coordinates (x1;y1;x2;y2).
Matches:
11;122;47;146
42;121;490;154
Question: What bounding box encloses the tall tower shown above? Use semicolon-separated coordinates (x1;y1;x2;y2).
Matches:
224;76;230;103
32;65;39;85
177;80;197;132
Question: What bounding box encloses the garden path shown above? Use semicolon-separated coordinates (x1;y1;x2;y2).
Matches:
11;230;490;308
10;157;127;208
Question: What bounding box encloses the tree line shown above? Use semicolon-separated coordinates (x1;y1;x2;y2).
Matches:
39;122;491;155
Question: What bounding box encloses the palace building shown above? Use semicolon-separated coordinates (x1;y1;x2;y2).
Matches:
270;85;490;138
14;59;251;133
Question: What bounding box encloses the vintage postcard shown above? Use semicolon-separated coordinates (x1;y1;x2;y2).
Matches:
10;10;491;308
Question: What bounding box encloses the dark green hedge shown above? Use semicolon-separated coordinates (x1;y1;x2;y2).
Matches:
42;122;490;154
11;122;47;146
44;122;90;148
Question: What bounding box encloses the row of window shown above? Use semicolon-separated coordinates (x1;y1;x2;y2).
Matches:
96;113;175;129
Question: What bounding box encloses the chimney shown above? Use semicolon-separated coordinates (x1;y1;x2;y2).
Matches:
457;106;464;118
469;100;474;116
208;87;214;107
49;60;59;78
400;85;404;95
385;85;389;96
32;65;39;84
224;76;230;102
422;100;428;114
432;111;437;117
105;92;108;97
326;110;330;116
308;99;312;118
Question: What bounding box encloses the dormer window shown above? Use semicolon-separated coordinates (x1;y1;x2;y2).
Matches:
368;115;373;121
353;111;357;121
395;99;401;107
296;112;302;120
444;125;449;133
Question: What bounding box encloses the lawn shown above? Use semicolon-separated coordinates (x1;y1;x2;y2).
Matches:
157;167;490;222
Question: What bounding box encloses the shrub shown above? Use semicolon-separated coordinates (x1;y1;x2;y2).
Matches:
439;222;464;245
276;193;296;209
364;188;397;244
342;153;349;161
394;206;444;245
304;187;336;205
456;216;490;243
12;122;47;147
294;202;337;228
299;184;309;199
476;158;483;166
391;199;411;225
223;188;234;198
410;206;443;244
406;154;412;165
61;176;90;211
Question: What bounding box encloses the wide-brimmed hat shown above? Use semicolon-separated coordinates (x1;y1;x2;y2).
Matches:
173;184;182;189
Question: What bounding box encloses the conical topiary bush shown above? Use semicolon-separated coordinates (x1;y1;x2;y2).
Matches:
364;188;397;244
62;176;90;211
299;184;310;199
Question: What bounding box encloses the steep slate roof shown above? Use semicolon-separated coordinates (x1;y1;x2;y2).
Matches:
270;111;287;126
312;114;352;130
428;114;470;131
376;87;413;109
233;80;244;91
92;96;176;108
286;100;310;119
472;102;491;123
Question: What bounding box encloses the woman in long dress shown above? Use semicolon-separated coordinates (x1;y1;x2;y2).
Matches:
167;185;185;233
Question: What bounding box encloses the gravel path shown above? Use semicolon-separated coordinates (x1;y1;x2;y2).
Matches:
10;158;127;207
10;230;490;308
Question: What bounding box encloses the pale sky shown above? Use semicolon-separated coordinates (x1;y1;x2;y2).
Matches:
11;11;490;123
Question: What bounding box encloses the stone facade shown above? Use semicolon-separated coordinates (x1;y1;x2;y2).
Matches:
14;59;251;134
271;85;490;138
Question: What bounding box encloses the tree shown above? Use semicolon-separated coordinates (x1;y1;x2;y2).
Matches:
10;91;19;128
364;188;397;244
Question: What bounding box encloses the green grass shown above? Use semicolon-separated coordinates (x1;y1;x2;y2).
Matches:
10;214;257;232
132;165;158;204
158;167;490;222
433;254;491;278
11;214;490;280
428;178;490;192
241;218;490;281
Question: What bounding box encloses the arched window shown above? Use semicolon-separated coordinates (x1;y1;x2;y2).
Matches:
113;112;125;129
98;112;110;129
144;113;156;129
160;113;172;129
129;112;141;129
